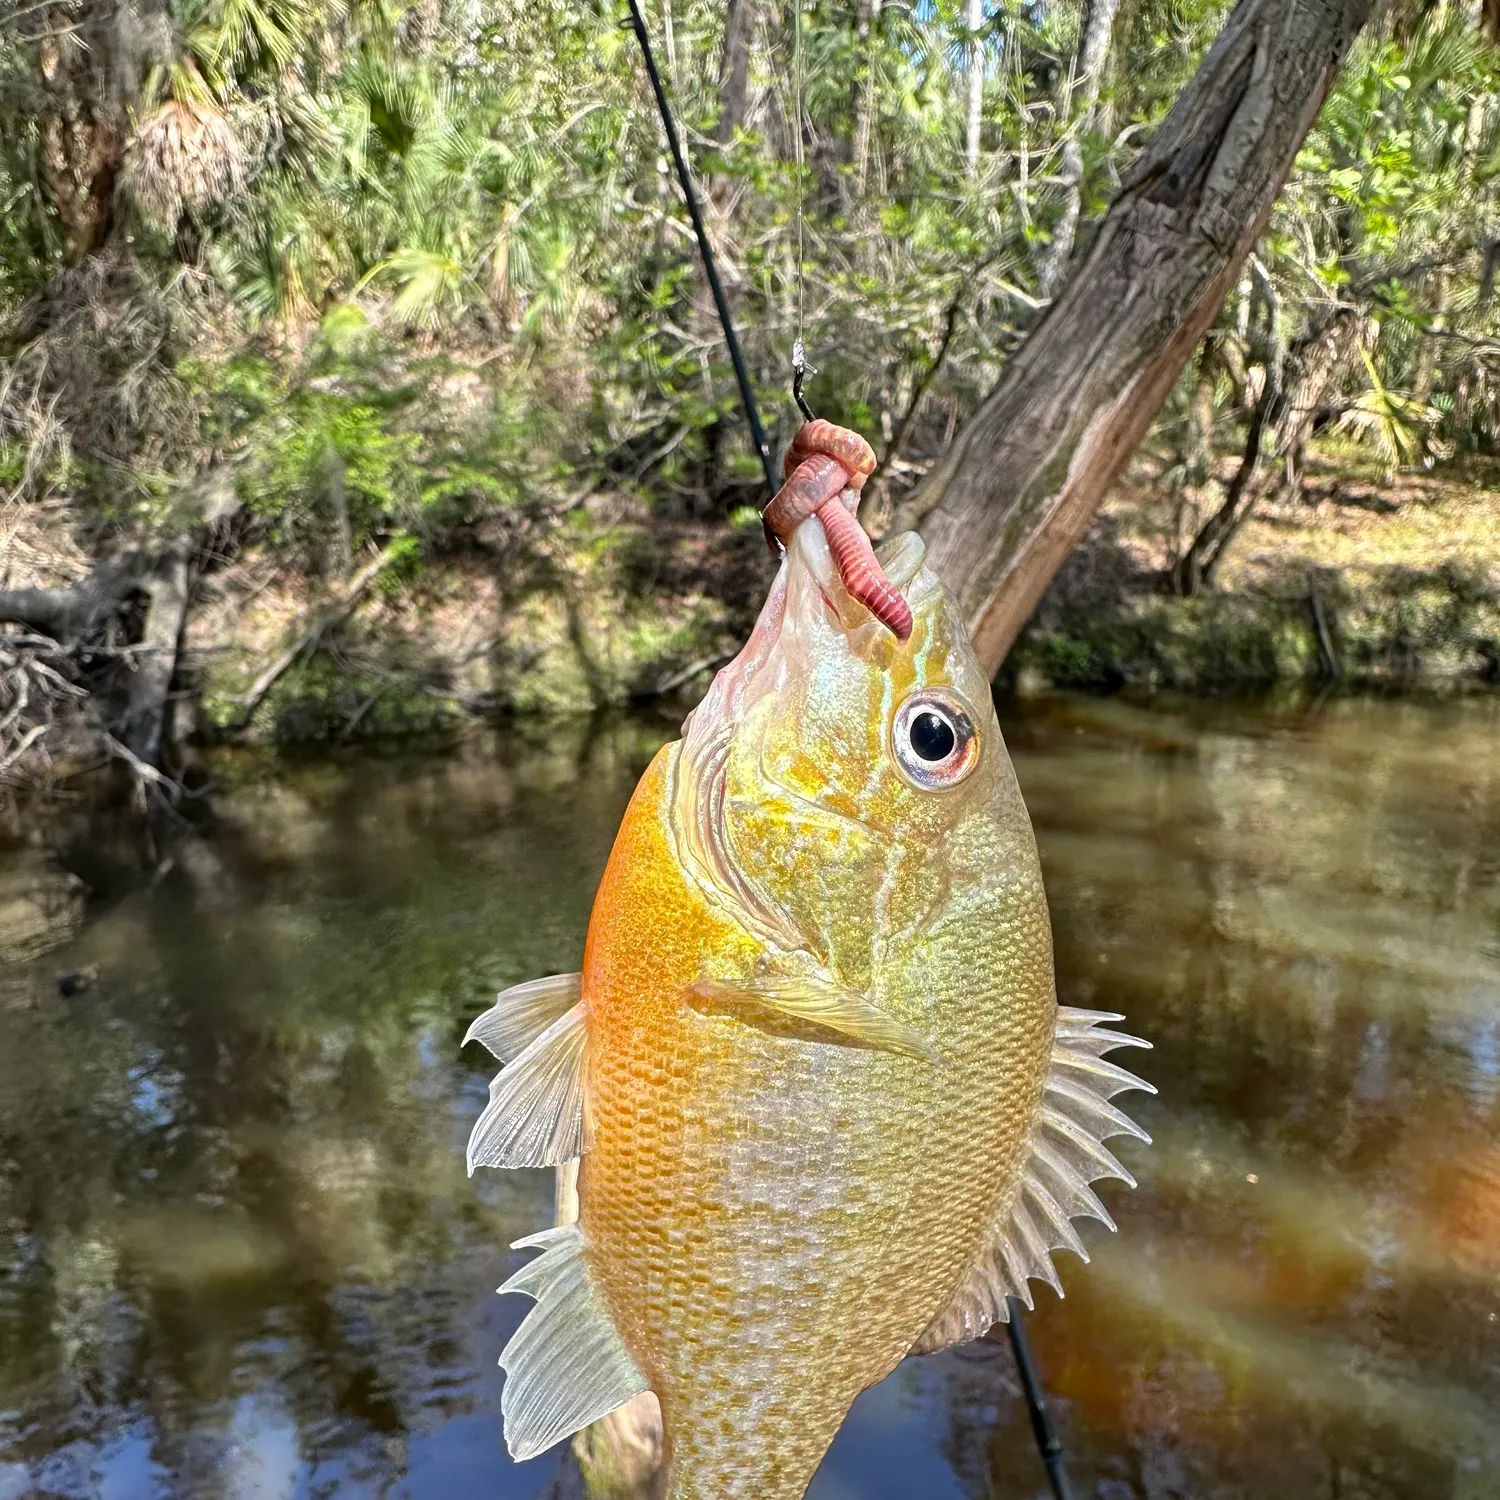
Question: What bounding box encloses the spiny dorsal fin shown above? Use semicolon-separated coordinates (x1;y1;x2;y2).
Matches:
466;1000;589;1173
910;1006;1154;1354
687;975;934;1061
465;973;582;1062
499;1225;650;1460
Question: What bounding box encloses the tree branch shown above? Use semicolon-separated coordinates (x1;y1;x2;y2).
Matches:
0;554;147;640
225;547;399;732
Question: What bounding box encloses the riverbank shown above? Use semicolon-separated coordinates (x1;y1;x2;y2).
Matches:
181;499;772;741
195;441;1500;744
1007;444;1500;694
4;442;1497;775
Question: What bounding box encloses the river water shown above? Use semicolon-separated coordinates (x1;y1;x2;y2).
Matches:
1;690;1497;1500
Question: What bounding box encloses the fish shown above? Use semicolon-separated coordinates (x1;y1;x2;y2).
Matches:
464;423;1153;1499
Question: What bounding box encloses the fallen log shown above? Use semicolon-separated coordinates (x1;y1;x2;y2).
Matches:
0;464;241;774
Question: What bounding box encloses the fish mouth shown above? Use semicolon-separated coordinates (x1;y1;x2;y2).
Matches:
784;517;928;645
668;520;932;935
681;522;929;752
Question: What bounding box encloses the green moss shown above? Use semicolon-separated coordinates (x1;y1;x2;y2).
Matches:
1011;564;1499;695
197;646;461;744
257;655;460;743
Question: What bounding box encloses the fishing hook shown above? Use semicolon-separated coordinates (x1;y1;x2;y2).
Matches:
792;337;816;423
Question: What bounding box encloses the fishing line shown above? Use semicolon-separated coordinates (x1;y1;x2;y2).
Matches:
793;0;805;344
623;0;777;502
790;0;815;421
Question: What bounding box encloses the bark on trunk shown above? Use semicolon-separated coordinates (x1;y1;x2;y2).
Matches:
715;0;756;143
37;8;125;262
122;538;191;768
894;0;1378;674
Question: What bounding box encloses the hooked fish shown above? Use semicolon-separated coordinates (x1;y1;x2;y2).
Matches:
464;423;1152;1499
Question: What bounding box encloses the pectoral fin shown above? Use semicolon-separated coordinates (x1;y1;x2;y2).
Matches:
465;973;582;1062
687;975;933;1061
466;1001;589;1173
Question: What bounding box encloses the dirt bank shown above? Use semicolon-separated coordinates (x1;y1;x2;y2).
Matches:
1007;444;1500;694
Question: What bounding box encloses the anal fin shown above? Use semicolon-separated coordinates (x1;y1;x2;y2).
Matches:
687;975;933;1061
467;1000;589;1173
499;1225;650;1460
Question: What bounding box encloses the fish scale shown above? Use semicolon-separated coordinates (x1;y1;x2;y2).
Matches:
464;493;1154;1499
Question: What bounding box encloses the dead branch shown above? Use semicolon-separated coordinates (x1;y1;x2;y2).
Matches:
0;552;148;640
225;548;398;731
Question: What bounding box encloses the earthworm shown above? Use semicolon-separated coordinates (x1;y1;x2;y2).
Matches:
783;420;877;488
762;454;848;537
815;497;914;641
762;422;913;642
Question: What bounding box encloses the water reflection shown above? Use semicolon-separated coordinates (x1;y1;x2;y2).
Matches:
1;691;1497;1499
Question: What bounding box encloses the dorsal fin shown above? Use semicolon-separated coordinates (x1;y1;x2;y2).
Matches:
498;1225;651;1460
466;1000;590;1173
910;1006;1154;1354
465;973;582;1062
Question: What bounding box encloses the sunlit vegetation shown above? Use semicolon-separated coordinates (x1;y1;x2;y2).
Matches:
0;0;1497;779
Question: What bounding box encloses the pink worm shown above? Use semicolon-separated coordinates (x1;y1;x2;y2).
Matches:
783;419;877;487
815;498;914;642
761;424;913;642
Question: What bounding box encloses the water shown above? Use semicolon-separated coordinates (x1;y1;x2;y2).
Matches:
1;691;1498;1500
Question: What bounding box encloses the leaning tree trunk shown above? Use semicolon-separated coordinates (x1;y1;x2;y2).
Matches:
893;0;1379;674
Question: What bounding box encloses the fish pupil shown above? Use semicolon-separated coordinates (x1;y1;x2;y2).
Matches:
910;710;956;763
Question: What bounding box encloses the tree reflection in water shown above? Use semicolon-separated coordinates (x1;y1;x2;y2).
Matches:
1;693;1497;1500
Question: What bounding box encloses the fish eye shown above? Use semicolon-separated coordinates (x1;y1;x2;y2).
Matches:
891;691;980;790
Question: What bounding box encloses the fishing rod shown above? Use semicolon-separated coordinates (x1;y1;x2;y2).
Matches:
623;0;778;503
1004;1297;1075;1500
621;11;1074;1497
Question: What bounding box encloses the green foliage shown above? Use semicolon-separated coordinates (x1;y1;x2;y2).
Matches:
1;0;1497;618
255;390;419;538
1339;342;1442;471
